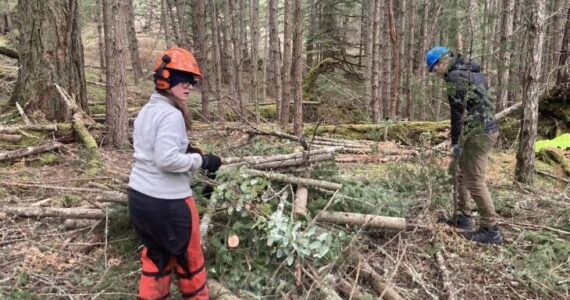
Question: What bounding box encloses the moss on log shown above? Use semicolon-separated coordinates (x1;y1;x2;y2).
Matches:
304;121;450;145
538;147;570;176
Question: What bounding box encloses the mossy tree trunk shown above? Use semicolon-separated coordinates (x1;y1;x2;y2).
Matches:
11;0;87;121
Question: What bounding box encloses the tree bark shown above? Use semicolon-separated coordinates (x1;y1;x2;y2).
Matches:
417;1;429;121
160;0;172;47
306;0;317;68
317;211;406;231
405;0;415;120
370;0;381;122
173;0;190;48
11;0;88;120
292;0;303;137
556;6;570;85
386;0;400;119
230;0;244;115
95;0;106;81
246;169;342;190
210;0;223;121
250;0;260;123
280;0;292;127
103;0;129;148
268;0;282;116
496;0;515;111
193;0;210;119
222;0;236;104
515;0;546;184
1;206;105;219
550;0;565;82
124;0;143;83
0;142;62;162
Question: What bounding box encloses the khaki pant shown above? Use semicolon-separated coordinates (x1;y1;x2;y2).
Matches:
452;131;499;228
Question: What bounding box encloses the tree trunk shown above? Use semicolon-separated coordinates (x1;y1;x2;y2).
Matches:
222;0;236;101
103;0;129;148
239;0;249;65
550;0;565;81
556;6;570;85
124;0;143;84
160;0;173;47
306;0;317;68
405;0;415;120
370;0;381;122
250;0;260;123
268;0;282;117
11;0;88;121
280;0;292;127
173;0;190;48
230;0;244;115
166;0;181;45
515;0;546;184
496;0;515;111
417;1;429;121
386;0;400;119
292;0;303;137
95;0;106;81
210;0;223;121
363;0;373;120
193;0;210;119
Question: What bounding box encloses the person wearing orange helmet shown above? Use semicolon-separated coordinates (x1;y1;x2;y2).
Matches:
128;47;221;299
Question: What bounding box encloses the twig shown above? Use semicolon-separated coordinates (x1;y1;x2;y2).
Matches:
434;250;455;300
15;101;30;125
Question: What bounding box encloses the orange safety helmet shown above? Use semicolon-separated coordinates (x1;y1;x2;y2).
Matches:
153;47;202;90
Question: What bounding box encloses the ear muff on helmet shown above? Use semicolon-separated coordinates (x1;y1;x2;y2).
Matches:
154;55;172;90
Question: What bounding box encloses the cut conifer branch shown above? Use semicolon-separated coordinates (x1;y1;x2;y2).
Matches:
245;169;342;190
1;206;105;219
349;249;404;300
0;133;22;143
293;187;308;217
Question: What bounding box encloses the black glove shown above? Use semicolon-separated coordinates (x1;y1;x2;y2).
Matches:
452;144;463;158
201;154;222;173
186;144;204;155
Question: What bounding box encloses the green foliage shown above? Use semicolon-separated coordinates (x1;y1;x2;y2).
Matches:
534;133;570;153
507;231;570;296
206;169;349;296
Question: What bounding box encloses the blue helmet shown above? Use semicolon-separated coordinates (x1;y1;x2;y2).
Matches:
425;46;450;72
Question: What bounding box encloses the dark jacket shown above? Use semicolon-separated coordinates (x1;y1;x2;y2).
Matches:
445;54;499;145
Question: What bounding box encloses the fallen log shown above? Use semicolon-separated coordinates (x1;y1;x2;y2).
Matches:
335;154;415;164
349;249;403;300
0;182;127;204
0;124;69;134
538;147;570;176
245;169;342;190
0;142;62;162
0;133;22;143
222;147;341;168
250;152;334;170
294;187;308;217
208;280;241;300
63;219;100;230
316;211;407;231
1;206;104;219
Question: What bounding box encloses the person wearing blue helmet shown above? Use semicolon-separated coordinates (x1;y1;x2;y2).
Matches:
426;46;502;245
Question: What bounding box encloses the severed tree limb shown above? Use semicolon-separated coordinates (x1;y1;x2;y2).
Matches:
349;249;403;300
208;280;241;300
15;102;31;125
0;133;22;143
317;211;407;231
0;142;62;162
434;250;455;300
1;206;105;219
293;187;308;217
245;129;309;150
245;169;342;190
222;147;341;166
249;153;334;170
55;84;100;175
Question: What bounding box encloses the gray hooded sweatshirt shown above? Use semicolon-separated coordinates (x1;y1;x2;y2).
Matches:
128;92;202;199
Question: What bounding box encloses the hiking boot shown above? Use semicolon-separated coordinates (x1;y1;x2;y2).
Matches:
462;226;503;245
437;213;472;230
